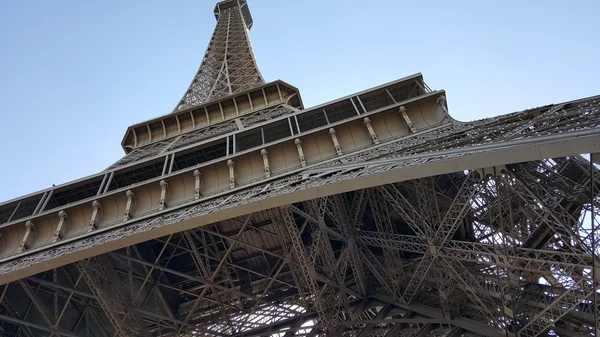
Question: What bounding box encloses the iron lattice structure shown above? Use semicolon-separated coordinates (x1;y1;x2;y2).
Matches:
0;1;599;337
173;0;264;112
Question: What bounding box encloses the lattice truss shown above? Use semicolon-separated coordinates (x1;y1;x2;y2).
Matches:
173;0;264;112
2;0;600;334
1;152;599;337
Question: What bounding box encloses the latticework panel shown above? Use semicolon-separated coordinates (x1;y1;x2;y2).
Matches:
0;154;598;337
173;0;264;112
1;0;599;335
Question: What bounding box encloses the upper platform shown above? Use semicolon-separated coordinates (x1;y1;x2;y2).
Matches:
215;0;254;29
121;80;303;153
0;73;441;229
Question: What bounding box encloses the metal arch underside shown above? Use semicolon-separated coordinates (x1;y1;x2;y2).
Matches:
0;149;599;337
0;93;600;337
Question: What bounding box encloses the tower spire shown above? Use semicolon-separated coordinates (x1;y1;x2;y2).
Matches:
173;0;264;112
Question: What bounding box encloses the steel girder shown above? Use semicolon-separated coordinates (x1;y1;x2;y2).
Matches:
1;156;597;337
1;0;599;335
1;93;598;284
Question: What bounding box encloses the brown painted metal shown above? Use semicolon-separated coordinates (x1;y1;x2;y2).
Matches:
0;1;599;337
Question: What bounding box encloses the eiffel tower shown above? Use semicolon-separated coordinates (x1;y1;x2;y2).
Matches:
0;1;599;336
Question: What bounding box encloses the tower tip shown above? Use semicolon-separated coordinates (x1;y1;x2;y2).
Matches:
214;0;253;29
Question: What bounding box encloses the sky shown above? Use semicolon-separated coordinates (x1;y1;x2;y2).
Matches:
0;0;599;202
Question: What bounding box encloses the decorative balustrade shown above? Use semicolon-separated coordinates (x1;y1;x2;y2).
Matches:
0;93;442;261
1;77;598;268
0;75;432;228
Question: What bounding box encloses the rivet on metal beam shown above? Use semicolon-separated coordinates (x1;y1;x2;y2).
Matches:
89;200;101;232
53;210;68;242
194;170;202;200
227;160;236;189
124;190;135;221
363;117;379;145
261;149;271;178
294;139;307;167
159;180;169;211
329;128;343;156
18;221;35;253
399;106;417;133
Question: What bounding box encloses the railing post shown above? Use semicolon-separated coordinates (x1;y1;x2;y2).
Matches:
194;170;202;200
261;149;271;178
399;106;416;133
227;160;236;189
363;117;379;145
124;190;135;221
18;221;35;253
295;139;307;167
159;180;168;211
89;200;101;232
329;128;343;156
53;210;68;242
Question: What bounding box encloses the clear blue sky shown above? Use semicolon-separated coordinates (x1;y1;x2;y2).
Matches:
0;0;599;202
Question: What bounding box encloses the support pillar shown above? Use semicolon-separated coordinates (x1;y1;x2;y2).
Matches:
53;210;68;242
437;95;449;114
363;117;379;145
18;221;35;253
124;190;134;221
194;170;202;200
295;139;307;167
329;128;343;156
261;149;271;178
159;180;168;211
227;160;236;189
399;106;416;133
89;200;101;232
